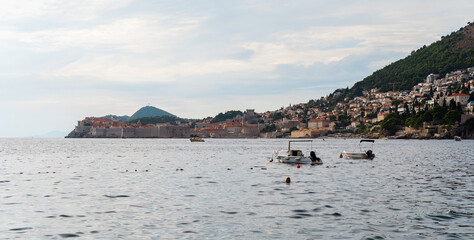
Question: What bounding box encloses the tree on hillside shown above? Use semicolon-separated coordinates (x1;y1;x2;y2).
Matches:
261;124;276;133
431;105;448;124
270;112;284;121
380;112;404;135
449;99;457;110
392;99;402;108
210;110;243;123
443;109;462;125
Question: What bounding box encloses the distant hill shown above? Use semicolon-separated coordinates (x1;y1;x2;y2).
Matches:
101;115;131;122
128;115;181;125
350;22;474;95
130;106;175;120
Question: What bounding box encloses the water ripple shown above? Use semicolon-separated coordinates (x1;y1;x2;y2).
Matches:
0;138;472;239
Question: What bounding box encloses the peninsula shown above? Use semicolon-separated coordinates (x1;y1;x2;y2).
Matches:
67;22;474;139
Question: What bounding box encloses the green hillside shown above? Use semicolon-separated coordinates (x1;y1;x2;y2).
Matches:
210;110;243;123
351;22;474;95
130;106;175;120
102;115;130;122
128;115;182;125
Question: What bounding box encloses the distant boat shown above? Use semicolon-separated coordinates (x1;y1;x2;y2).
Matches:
343;139;375;160
273;140;322;164
190;137;205;142
454;136;461;141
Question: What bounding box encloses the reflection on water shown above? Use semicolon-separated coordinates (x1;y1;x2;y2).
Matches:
0;138;472;239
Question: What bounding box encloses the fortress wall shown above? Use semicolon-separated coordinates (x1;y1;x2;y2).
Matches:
175;126;190;137
74;126;91;134
92;128;106;137
151;127;161;137
122;128;135;138
106;128;122;138
241;127;260;137
70;125;191;138
157;126;172;138
136;128;153;138
158;126;190;138
67;126;92;137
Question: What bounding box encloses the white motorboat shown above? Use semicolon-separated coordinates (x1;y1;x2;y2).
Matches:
343;139;375;160
273;140;322;164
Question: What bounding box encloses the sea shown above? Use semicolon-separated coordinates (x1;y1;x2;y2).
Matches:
0;138;472;239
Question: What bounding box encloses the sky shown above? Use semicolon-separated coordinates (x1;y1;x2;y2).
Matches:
0;0;473;137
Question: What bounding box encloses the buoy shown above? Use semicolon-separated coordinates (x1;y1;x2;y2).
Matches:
269;159;273;162
285;177;291;183
297;164;300;168
339;153;343;158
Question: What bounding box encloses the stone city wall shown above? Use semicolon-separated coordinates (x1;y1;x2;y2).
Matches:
67;125;190;138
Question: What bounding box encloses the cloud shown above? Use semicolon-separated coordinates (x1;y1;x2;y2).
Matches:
1;1;462;86
0;0;134;21
4;15;205;53
48;22;436;83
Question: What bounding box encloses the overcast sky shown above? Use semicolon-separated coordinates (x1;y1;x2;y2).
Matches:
0;0;473;137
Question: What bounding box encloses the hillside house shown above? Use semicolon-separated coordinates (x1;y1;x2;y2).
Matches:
447;93;470;106
308;119;330;129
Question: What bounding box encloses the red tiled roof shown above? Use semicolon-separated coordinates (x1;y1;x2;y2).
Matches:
309;119;330;122
449;93;469;97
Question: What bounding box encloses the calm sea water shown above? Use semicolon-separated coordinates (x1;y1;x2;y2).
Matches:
0;138;472;239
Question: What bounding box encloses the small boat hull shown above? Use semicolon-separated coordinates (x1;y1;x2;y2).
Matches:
273;153;323;165
276;156;313;164
343;140;375;160
190;138;204;142
343;151;373;159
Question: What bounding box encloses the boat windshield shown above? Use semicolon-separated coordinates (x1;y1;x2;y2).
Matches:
290;150;303;156
352;139;375;152
288;140;313;152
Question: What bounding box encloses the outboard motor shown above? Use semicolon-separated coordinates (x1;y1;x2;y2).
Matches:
366;150;375;159
310;151;322;164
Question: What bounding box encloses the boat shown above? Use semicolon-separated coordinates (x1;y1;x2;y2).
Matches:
273;140;322;164
343;139;375;160
454;136;461;141
190;137;205;142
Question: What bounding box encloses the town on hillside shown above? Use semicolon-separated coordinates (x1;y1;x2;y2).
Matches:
67;67;474;139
